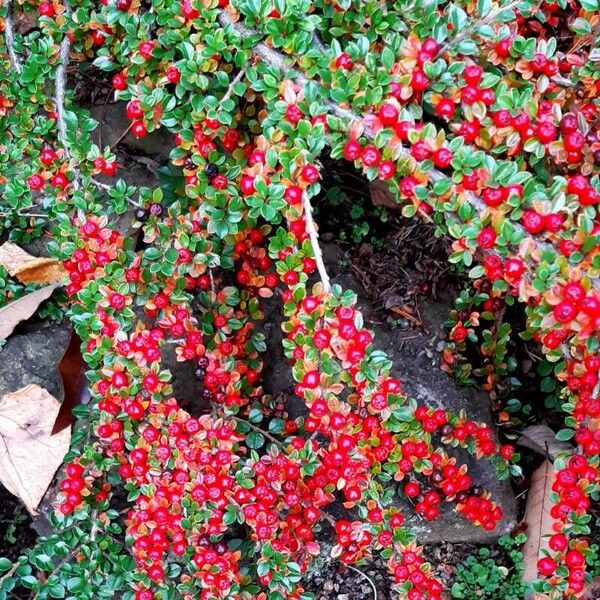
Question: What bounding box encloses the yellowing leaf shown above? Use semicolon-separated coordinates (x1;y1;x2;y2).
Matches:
0;242;67;285
0;284;60;340
0;384;71;514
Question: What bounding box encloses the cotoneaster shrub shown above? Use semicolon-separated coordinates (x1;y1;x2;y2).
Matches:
0;0;598;598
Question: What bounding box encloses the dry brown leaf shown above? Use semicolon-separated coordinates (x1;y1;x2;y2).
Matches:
522;460;556;586
582;576;600;599
0;242;67;285
369;180;400;209
0;384;71;514
0;284;60;340
518;425;574;461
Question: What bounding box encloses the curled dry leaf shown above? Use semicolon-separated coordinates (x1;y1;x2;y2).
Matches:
0;384;71;514
52;331;91;435
0;242;67;285
0;283;60;340
518;424;574;461
522;460;556;591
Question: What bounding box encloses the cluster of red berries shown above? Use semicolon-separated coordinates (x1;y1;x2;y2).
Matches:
58;462;86;515
548;281;600;329
63;218;123;296
388;544;444;600
537;454;595;595
456;493;503;531
482;253;525;285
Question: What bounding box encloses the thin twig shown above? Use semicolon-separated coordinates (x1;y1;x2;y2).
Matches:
209;268;216;294
302;191;331;292
4;0;23;74
110;122;133;150
0;562;18;585
231;415;283;447
312;32;327;54
0;210;48;218
91;178;141;206
221;67;247;104
344;564;378;600
91;178;111;190
55;22;71;151
33;546;81;599
90;508;99;543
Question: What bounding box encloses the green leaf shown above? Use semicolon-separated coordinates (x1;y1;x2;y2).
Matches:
556;429;574;441
0;559;12;573
246;431;265;449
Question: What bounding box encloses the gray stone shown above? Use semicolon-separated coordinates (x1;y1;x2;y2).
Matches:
261;243;516;544
88;102;173;163
0;320;71;399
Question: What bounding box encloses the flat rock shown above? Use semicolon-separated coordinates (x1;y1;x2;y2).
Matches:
261;243;516;544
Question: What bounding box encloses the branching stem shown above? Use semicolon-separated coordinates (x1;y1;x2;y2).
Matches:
302;192;331;292
222;67;247;104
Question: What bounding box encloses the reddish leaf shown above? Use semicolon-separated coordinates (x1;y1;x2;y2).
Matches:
51;331;91;435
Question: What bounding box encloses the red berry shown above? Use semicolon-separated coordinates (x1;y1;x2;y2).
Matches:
553;301;577;324
39;1;55;16
477;227;496;249
564;130;585;152
378;103;399;127
537;557;556;576
435;98;455;119
301;164;319;183
131;121;147;138
361;145;381;167
522;210;545;234
112;73;127;90
377;160;395;180
240;175;255;196
432;147;453;169
335;53;353;69
411;70;429;91
404;482;420;498
495;38;511;58
166;66;180;83
463;64;482;85
343;140;362;161
284;185;302;204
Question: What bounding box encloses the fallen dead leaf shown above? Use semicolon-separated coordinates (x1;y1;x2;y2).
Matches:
52;331;91;435
0;242;67;285
0;384;71;514
0;284;60;340
369;180;399;210
518;425;573;461
582;576;600;599
522;460;556;588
